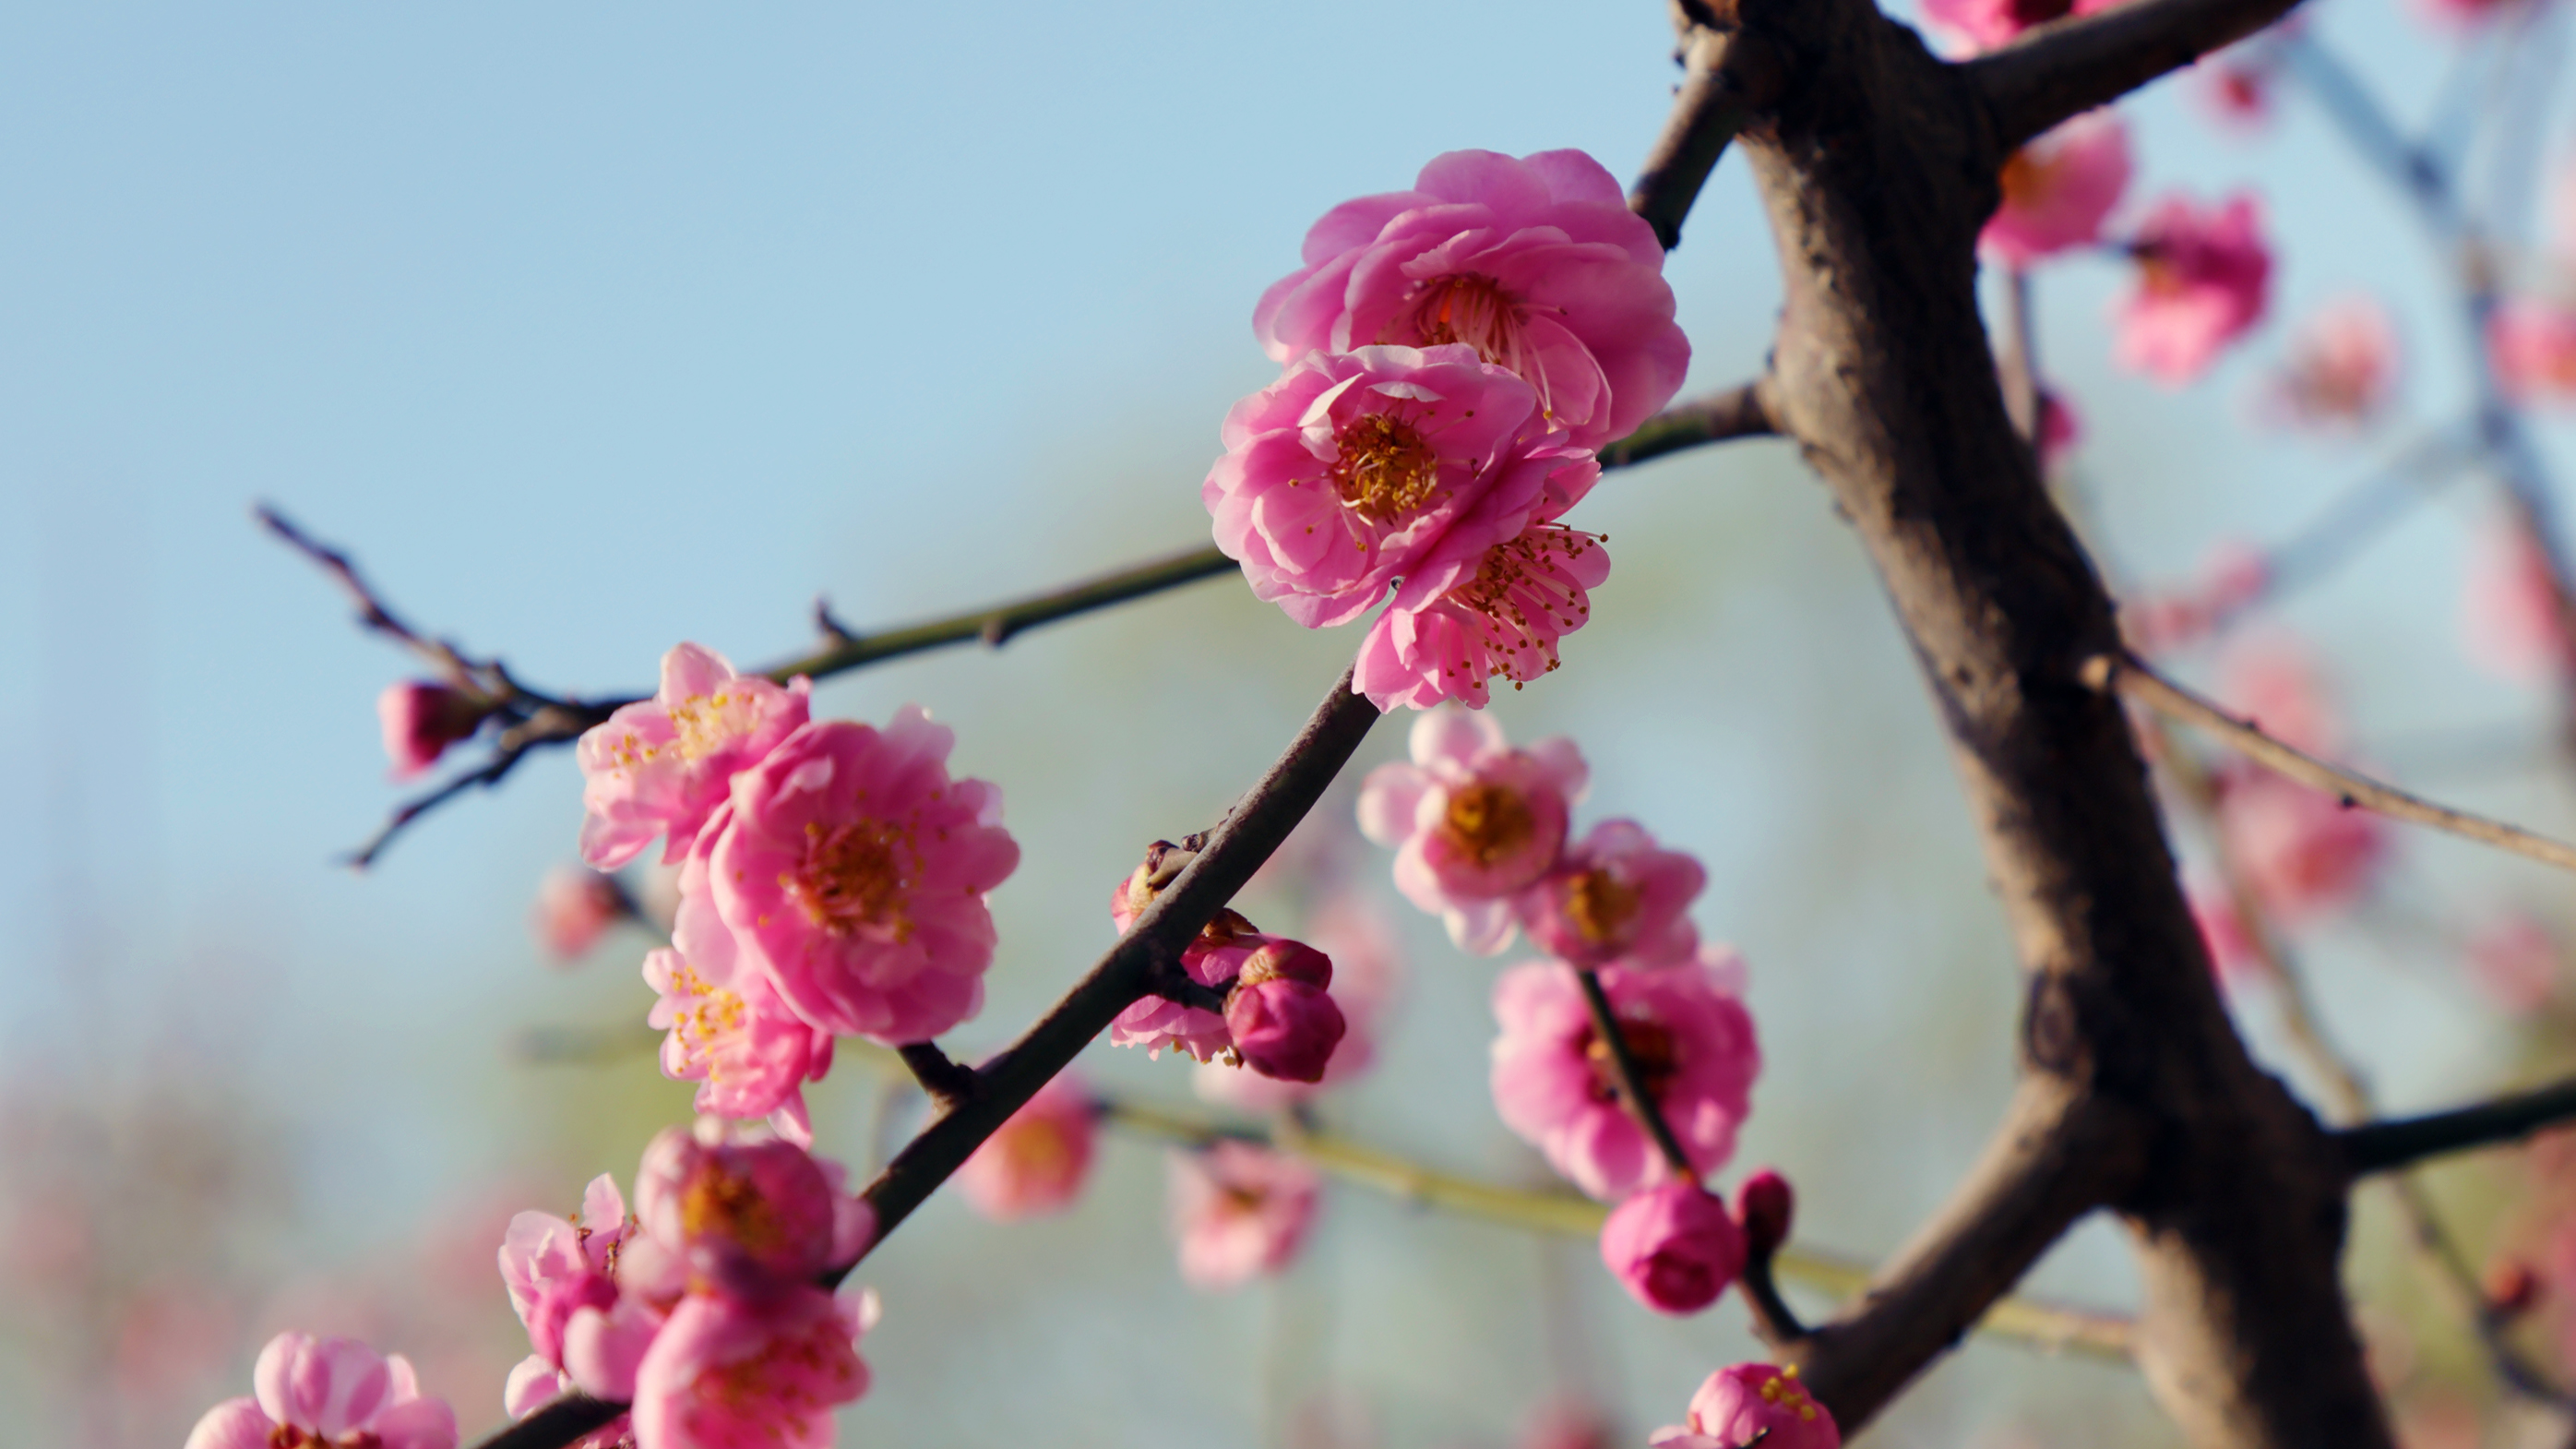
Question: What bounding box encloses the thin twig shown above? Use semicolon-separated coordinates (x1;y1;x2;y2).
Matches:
2343;1076;2576;1176
256;503;477;682
1572;967;1697;1179
1595;379;1777;467
1628;14;1783;249
2090;651;2576;874
895;1042;980;1112
1971;0;2316;151
1739;1243;1813;1347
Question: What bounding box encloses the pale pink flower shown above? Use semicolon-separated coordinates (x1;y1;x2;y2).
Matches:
1599;1182;1745;1316
1516;820;1706;970
185;1333;459;1449
1358;708;1587;953
956;1072;1099;1222
533;868;630;962
631;1287;872;1449
1490;950;1761;1202
1649;1364;1840;1449
2490;299;2576;401
695;709;1019;1044
1981;111;2129;266
378;682;490;780
2114;194;2272;384
1196;893;1405;1112
2217;635;2343;756
2216;768;2386;925
2467;914;2559;1013
1225;939;1347;1084
1167;1141;1323;1289
1255;149;1688;449
626;1122;873;1299
499;1174;631;1366
577;644;812;869
2262;296;2398;430
1111;923;1263;1063
644;946;835;1131
1355;519;1611;711
1918;0;2117;54
1206;345;1565;628
2463;514;2573;682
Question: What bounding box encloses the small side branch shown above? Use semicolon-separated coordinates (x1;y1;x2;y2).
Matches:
894;1042;980;1113
1739;1242;1812;1347
1628;10;1784;250
1969;0;2313;151
2341;1075;2576;1177
2088;651;2576;874
1572;967;1698;1178
1596;379;1778;467
471;1395;626;1449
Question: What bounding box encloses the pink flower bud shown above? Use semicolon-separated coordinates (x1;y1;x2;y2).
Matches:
1651;1364;1839;1449
376;682;490;778
1735;1170;1795;1258
1599;1182;1746;1316
1224;971;1347;1084
531;868;629;962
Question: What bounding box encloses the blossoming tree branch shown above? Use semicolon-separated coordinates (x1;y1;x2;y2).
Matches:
206;0;2576;1444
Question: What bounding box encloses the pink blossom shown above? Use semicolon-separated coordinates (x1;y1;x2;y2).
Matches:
2114;194;2272;384
2408;0;2522;28
956;1072;1099;1222
1225;939;1347;1083
2463;514;2573;682
1918;0;2117;54
1981;111;2129;266
2490;299;2576;401
1518;1402;1618;1449
2217;768;2386;925
577;644;812;870
533;868;630;962
1649;1364;1840;1449
1355;519;1612;711
1197;893;1405;1111
631;1287;871;1449
1167;1141;1323;1289
1255;149;1688;449
1599;1182;1746;1316
1111;920;1263;1063
1515;820;1705;970
185;1333;459;1449
626;1123;872;1299
1207;345;1569;629
695;710;1019;1044
2193;53;2273;130
1490;951;1761;1202
498;1173;631;1367
2262;296;2398;430
2467;914;2559;1013
378;682;490;779
645;946;835;1132
1358;708;1586;953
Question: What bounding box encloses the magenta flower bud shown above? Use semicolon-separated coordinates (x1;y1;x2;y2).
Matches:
376;681;492;778
1599;1182;1745;1316
1650;1363;1840;1449
1735;1169;1795;1258
1224;940;1345;1083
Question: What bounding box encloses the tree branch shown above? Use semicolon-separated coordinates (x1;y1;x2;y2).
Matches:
2341;1075;2576;1177
2089;650;2576;873
895;1042;980;1112
1628;7;1786;250
1969;0;2313;152
1595;379;1777;467
1572;966;1698;1178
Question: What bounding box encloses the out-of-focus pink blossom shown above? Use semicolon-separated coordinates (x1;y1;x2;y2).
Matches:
1206;345;1569;629
1111;918;1264;1063
644;947;835;1132
692;710;1019;1044
1355;516;1611;712
1515;820;1705;970
1197;893;1405;1111
1359;709;1587;953
1918;0;2117;54
533;868;630;963
2217;768;2387;925
2409;0;2522;28
185;1333;459;1449
2467;914;2559;1013
1516;1401;1618;1449
378;682;491;780
1599;1182;1746;1315
2114;194;2272;385
2036;388;2081;473
626;1123;871;1299
1255;149;1688;449
631;1287;871;1449
956;1072;1099;1222
2187;877;2263;986
576;644;812;870
2217;636;2343;756
1225;939;1347;1083
1981;111;2129;266
2491;299;2576;401
2193;52;2273;130
1490;951;1761;1202
2463;514;2575;682
2261;295;2399;430
1649;1364;1840;1449
1167;1141;1322;1290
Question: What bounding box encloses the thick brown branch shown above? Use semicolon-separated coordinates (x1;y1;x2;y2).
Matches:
2342;1076;2576;1177
1596;379;1778;467
2092;651;2576;873
1969;0;2312;152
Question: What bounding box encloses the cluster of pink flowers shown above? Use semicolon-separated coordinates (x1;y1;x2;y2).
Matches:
1209;149;1692;710
1196;892;1405;1113
1650;1363;1841;1449
186;1333;459;1449
1105;842;1351;1085
495;1122;877;1448
571;644;1020;1141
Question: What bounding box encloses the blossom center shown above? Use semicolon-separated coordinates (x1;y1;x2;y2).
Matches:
678;1163;787;1255
1437;781;1535;866
1584;1015;1678;1103
1563;867;1642;944
1756;1366;1822;1424
1391;272;1525;372
1329;413;1442;525
665;690;751;763
786;818;917;939
1452;526;1603;686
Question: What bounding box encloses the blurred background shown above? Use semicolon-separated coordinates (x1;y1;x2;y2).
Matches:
5;0;2574;1444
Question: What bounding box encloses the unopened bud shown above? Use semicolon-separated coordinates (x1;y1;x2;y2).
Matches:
1223;953;1345;1084
1111;841;1199;935
377;681;495;778
1234;938;1333;992
1600;1181;1744;1316
1735;1168;1794;1258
